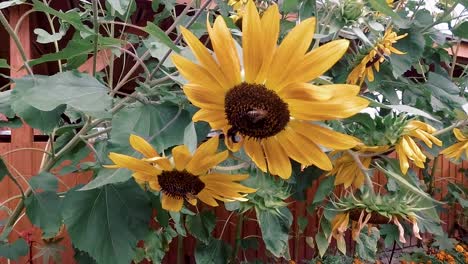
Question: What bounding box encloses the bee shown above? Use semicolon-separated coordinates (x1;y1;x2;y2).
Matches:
227;108;269;143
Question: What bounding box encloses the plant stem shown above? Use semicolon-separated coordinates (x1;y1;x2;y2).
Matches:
177;235;184;264
232;213;244;262
428;156;440;196
92;0;99;76
1;148;53;157
42;0;62;72
347;150;375;194
0;10;33;76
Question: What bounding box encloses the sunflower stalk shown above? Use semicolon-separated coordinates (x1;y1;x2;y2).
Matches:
232;212;244;262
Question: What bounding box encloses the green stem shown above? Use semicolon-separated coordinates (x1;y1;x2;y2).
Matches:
177;235;184;264
42;0;62;72
428;156;440;196
0;10;33;76
92;0;99;76
232;213;244;262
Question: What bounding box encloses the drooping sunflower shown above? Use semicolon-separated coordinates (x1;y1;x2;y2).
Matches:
106;135;256;212
172;1;369;179
395;120;442;174
441;128;468;161
329;145;389;188
347;28;407;85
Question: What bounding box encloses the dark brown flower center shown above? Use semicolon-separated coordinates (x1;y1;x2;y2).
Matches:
157;170;205;198
224;82;290;139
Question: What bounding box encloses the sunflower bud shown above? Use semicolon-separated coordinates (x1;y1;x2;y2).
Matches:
341;0;364;22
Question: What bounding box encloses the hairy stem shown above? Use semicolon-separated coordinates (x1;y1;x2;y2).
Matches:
232;213;244;262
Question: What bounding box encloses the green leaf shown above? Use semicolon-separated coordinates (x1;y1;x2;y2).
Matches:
80;167;132;191
140;227;177;263
282;0;299;13
0;117;23;129
433;233;457;250
290;163;322;201
312;176;335;204
240;237;259;250
29;172;58;192
0;0;25;9
62;180;152;264
0;239;28;260
298;216;308;234
426;72;466;109
17;72;112;115
0;90;14;118
256;207;292;258
110;102;191;151
315;231;329;257
185;211;216;244
385;104;440;122
453;21;468;38
106;0;132;15
25;192;62;238
195;238;232;264
144;22;180;52
0;59;9;69
379;224;401;247
32;0;93;34
169;211;186;236
356;227;380;262
34;28;65;44
183;122;197;153
367;0;407;27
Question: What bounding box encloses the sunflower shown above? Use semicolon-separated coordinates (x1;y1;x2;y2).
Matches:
228;0;249;23
395;120;442;174
330;145;389;188
347;28;407;85
106;135;256;212
172;1;369;179
441;128;468;161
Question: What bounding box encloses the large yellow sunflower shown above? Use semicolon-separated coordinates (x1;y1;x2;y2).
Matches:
330;145;389;188
106;135;256;212
171;1;369;179
441;128;468;161
395;120;442;174
347;28;407;85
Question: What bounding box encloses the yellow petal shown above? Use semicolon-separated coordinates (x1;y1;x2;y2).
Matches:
192;109;228;129
187;151;229;175
108;152;161;175
289;121;361;150
132;172;156;182
183;84;225;110
279;82;335;101
207;16;241;88
291;39;350;84
266;18;316;91
161;194;184;212
148;180;161;191
172;145;192;171
129;134;159;158
204;181;256;195
262;137;292;179
254;4;280;84
454;128;467;141
244;138;267;172
179;27;230;89
186;136;220;173
404;136;426;161
187;198;197;206
196;189;219;207
288;97;369;120
396;142;410;174
242;0;263;82
201;173;249;182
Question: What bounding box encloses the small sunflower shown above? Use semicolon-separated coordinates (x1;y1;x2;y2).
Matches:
347;28;407;85
441;128;468;161
395;120;442;174
330;145;389;188
106;135;256;212
172;1;369;179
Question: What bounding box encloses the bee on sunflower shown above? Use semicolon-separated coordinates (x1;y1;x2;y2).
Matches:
440;128;468;161
395;120;442;174
347;28;407;86
172;0;369;179
106;135;256;212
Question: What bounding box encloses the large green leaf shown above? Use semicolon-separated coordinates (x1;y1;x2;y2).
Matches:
29;35;92;67
426;72;466;109
356;227;380;262
110;102;190;151
29;172;58;192
256;207;292;258
453;21;468;38
0;239;28;260
25;192;62;239
62;181;152;264
185;211;216;245
136;227;177;263
194;238;232;264
16;72;112;115
0;90;14;119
